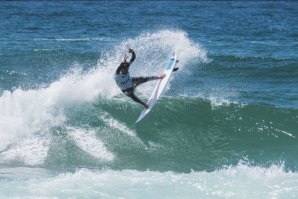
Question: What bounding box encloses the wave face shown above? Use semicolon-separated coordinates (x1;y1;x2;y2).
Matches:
1;164;298;199
1;1;298;198
0;30;208;170
0;29;296;173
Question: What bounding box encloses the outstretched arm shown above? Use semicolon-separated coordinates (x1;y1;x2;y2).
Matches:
115;63;123;75
115;49;136;74
115;54;129;74
128;48;136;65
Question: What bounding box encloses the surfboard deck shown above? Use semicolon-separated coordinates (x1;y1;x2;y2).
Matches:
136;53;177;123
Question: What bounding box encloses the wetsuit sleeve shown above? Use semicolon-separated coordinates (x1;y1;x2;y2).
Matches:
128;50;136;65
115;63;123;75
115;49;135;74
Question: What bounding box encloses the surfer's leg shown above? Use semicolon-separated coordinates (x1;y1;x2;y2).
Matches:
132;76;159;88
123;89;149;109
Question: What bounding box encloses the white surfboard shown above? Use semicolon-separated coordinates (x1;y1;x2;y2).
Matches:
136;53;177;123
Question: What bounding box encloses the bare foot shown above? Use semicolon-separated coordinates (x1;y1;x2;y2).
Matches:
159;73;166;79
144;104;149;109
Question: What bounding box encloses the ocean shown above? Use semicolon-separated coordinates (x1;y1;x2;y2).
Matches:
0;1;298;198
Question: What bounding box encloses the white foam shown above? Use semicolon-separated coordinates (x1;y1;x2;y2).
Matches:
67;127;114;161
98;29;207;96
0;88;66;152
0;29;205;164
0;163;297;199
208;95;235;108
0;136;49;165
100;112;136;137
0;66;117;153
35;37;113;42
99;112;148;148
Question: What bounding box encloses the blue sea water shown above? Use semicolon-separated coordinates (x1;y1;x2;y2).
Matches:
0;1;298;198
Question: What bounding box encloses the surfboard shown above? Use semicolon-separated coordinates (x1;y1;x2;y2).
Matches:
136;53;177;123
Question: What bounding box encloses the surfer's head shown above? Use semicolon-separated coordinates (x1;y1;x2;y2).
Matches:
123;54;129;63
120;62;129;74
120;54;129;73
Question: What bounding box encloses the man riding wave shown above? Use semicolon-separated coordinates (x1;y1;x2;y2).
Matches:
114;48;178;109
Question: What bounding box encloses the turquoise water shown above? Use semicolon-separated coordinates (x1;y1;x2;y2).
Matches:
0;1;298;198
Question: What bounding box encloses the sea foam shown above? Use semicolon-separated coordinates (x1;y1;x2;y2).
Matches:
0;163;297;199
0;29;205;165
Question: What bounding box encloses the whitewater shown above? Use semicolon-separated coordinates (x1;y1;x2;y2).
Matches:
1;29;297;199
0;30;203;164
1;1;298;198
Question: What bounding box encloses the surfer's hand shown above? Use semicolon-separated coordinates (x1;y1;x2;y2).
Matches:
128;48;133;53
124;54;129;62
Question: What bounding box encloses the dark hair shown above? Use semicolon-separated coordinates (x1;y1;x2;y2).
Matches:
121;62;129;68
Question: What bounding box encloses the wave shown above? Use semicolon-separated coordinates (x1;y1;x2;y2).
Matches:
1;29;296;171
213;54;291;63
201;54;298;108
209;54;298;76
100;97;298;170
34;37;114;42
0;30;206;168
0;162;297;198
0;70;27;77
1;95;296;172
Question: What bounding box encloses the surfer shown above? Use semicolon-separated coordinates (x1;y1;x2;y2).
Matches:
114;48;178;109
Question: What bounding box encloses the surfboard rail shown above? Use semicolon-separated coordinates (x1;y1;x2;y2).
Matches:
136;53;177;123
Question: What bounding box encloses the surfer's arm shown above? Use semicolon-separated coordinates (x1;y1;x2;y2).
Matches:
128;48;136;65
115;49;135;74
115;63;123;75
